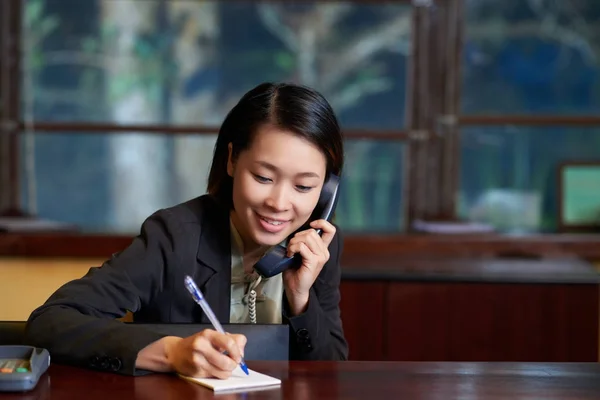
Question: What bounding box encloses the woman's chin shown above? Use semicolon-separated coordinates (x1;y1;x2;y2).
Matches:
254;234;286;248
252;228;294;248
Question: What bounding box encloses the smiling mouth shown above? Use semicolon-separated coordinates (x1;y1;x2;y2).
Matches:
258;214;289;225
255;212;291;233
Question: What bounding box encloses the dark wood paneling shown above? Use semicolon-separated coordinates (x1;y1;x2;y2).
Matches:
2;233;600;259
339;281;386;361
340;234;600;260
385;282;599;362
340;257;600;284
384;282;452;360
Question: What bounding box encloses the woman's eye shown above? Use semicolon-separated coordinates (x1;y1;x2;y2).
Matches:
253;174;272;183
296;185;313;192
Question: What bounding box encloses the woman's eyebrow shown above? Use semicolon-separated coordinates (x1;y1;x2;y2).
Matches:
254;160;320;178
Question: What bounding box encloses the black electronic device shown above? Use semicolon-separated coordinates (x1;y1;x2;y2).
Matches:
0;345;50;392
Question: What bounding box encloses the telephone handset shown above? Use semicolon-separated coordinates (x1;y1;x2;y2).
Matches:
253;173;340;278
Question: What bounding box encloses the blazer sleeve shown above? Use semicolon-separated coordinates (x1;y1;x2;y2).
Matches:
283;228;349;361
23;209;182;376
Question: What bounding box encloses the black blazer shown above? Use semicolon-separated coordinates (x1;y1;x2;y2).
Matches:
24;195;348;375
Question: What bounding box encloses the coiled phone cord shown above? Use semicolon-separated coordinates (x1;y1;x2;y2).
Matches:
245;275;262;324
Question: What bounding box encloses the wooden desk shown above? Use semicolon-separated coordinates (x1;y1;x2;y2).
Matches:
2;361;600;399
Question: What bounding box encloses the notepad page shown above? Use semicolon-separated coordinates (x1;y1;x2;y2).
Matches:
179;366;281;393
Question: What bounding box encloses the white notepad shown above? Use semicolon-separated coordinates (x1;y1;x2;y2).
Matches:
179;366;281;393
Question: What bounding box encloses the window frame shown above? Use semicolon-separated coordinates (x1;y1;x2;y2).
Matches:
0;0;21;215
2;0;600;261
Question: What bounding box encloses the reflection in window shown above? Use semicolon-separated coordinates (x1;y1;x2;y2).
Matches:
20;133;217;232
458;126;600;232
337;140;405;233
22;0;411;129
21;133;405;233
462;0;600;114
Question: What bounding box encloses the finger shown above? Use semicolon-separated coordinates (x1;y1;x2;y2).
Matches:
292;229;328;263
288;229;323;252
193;334;238;372
201;346;238;376
185;352;208;377
194;352;233;380
287;239;317;259
210;331;243;364
183;352;221;379
302;230;328;260
310;229;329;257
296;242;320;269
309;219;336;247
288;229;312;243
286;241;299;258
193;332;239;370
190;353;215;378
227;333;247;357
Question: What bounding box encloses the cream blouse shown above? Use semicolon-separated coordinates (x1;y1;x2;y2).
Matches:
229;218;283;324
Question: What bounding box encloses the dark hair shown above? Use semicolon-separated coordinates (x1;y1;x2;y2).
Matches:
207;82;344;208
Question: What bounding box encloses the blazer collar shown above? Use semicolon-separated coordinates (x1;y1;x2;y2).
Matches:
193;196;232;323
195;196;231;274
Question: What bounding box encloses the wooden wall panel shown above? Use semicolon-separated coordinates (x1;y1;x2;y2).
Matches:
385;282;599;362
383;282;453;361
339;281;386;361
3;233;600;260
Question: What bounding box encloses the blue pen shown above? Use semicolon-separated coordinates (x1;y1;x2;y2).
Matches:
184;275;249;375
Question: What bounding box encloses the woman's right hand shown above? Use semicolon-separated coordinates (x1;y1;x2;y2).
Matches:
164;329;247;379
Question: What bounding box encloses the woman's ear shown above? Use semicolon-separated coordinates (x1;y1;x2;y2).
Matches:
227;142;234;177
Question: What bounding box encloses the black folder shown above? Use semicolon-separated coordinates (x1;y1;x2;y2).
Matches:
128;323;289;361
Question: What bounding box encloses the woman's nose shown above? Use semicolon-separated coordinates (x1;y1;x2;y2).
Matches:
265;186;290;211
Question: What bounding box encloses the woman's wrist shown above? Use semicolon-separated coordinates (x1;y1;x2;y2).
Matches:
163;336;183;369
136;336;181;373
285;290;310;316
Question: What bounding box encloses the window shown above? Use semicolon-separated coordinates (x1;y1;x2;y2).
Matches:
24;0;411;128
3;0;599;259
20;132;217;232
463;0;600;115
23;133;405;233
13;0;411;234
458;126;600;232
458;0;600;235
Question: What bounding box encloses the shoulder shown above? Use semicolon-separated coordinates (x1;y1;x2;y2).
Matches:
161;194;224;224
135;194;228;247
144;194;225;230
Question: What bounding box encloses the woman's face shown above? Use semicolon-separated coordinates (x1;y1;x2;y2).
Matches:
228;124;327;253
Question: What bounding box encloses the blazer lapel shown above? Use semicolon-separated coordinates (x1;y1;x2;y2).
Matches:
194;197;232;324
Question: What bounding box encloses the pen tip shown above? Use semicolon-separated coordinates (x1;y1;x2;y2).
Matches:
240;363;249;375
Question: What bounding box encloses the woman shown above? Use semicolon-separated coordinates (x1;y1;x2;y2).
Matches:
24;82;348;379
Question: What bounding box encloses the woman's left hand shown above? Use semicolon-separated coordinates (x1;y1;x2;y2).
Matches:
283;219;336;315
